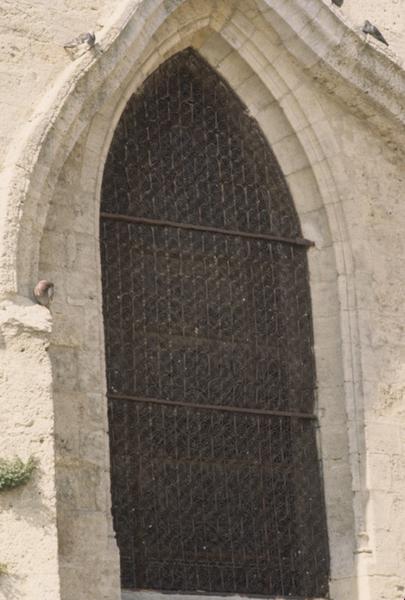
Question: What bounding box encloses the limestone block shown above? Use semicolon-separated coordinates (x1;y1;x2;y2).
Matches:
0;300;61;600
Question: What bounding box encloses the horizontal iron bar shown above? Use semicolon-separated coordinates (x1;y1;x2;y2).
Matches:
147;456;295;470
108;392;317;420
100;212;314;248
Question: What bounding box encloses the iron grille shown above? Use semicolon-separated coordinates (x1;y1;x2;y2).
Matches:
100;48;330;597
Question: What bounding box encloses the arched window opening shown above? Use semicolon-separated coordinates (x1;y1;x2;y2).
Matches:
100;48;330;597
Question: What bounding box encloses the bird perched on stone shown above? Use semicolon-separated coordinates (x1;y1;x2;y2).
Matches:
331;0;344;7
362;20;389;46
33;280;54;308
63;31;96;50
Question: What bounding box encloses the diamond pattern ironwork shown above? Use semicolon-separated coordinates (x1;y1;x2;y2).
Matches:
100;48;330;597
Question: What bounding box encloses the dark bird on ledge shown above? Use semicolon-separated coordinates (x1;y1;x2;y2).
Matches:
63;31;96;50
362;20;389;46
33;280;54;308
331;0;344;7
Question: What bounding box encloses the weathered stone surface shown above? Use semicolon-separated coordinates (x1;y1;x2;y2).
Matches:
0;2;404;600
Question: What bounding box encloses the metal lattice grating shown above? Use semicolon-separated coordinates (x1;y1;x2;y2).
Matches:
100;48;330;598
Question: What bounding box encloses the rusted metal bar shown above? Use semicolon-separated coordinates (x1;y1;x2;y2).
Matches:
100;212;315;248
108;392;317;420
147;456;296;470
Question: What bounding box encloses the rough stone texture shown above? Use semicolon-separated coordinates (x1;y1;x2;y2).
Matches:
0;1;404;600
0;0;123;169
0;301;60;600
341;0;405;60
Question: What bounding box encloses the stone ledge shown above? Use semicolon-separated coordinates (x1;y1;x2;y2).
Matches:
0;298;52;336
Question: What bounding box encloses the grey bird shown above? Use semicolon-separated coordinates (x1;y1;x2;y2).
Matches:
33;280;54;307
331;0;344;7
362;20;389;46
63;31;96;50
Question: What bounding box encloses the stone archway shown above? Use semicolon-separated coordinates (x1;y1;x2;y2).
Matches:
4;1;404;599
35;13;358;596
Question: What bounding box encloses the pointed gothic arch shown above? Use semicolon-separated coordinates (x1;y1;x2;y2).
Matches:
100;48;330;597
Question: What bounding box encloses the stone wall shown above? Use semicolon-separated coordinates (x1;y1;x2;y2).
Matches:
0;2;404;600
342;0;405;59
0;0;403;171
